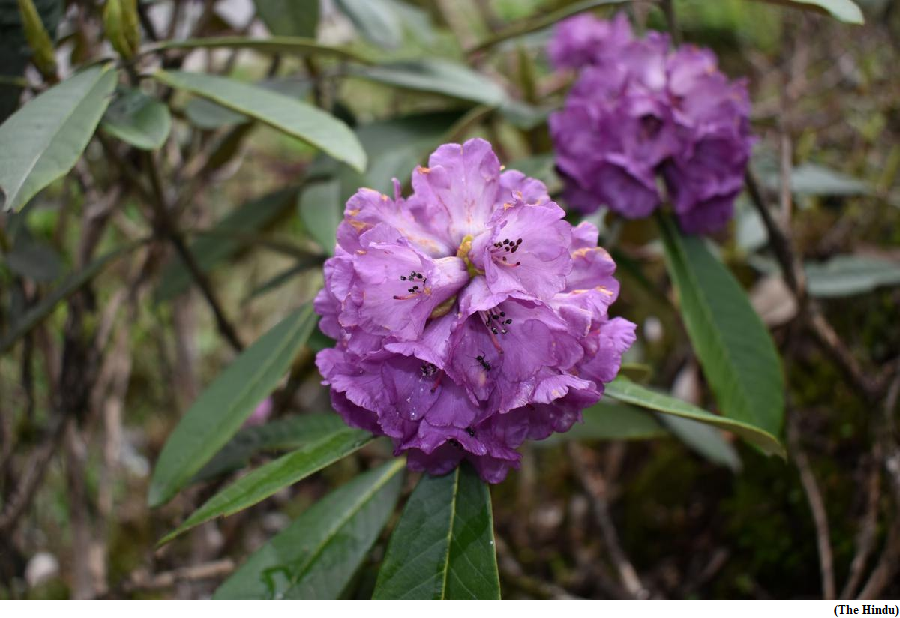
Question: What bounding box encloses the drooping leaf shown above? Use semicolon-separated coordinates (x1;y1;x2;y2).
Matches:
193;413;348;483
3;234;62;281
538;400;668;446
466;0;630;54
157;427;373;544
658;214;785;442
214;460;404;599
656;413;742;471
148;304;319;508
804;254;900;298
254;0;320;38
605;378;785;458
0;64;117;212
353;59;507;107
155;187;298;303
146;37;368;63
298;179;341;256
153;70;366;172
373;464;500;600
356;110;464;193
751;0;864;23
101;87;171;150
762;162;870;197
0;241;141;353
334;0;404;49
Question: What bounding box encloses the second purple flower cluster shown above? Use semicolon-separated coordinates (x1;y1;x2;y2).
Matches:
549;14;754;234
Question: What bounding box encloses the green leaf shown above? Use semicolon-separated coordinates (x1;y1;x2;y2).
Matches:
604;378;785;458
152;70;366;172
804;254;900;298
145;37;368;63
3;234;62;281
538;400;668;446
353;59;507;107
158;427;373;544
656;414;741;471
254;0;319;38
0;64;117;212
148;304;319;508
356;111;465;193
0;241;141;354
298;179;341;256
193;413;349;483
101;87;171;150
214;460;404;599
762;162;871;197
751;0;864;23
373;464;500;600
155;187;297;303
658;214;785;442
334;0;404;49
467;0;630;54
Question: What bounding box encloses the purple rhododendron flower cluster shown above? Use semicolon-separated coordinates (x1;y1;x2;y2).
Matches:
548;13;755;234
315;138;636;483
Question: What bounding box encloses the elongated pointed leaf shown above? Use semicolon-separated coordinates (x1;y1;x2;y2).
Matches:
0;241;142;353
334;0;403;49
752;0;863;23
149;304;319;507
373;464;500;600
158;427;373;544
658;214;784;441
538;400;668;446
0;64;117;212
804;255;900;298
101;87;171;150
193;413;348;483
214;460;404;599
146;37;368;63
298;179;341;255
354;59;507;107
153;70;366;172
254;0;319;38
605;378;785;458
656;414;741;471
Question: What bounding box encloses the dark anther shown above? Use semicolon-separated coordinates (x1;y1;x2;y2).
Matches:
505;319;512;325
492;327;498;334
500;312;505;317
503;239;510;245
449;439;463;450
516;238;523;244
408;288;415;293
466;428;476;437
400;276;407;280
511;246;518;253
516;261;521;266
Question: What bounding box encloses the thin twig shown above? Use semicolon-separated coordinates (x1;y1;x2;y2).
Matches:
495;535;580;600
120;559;235;594
143;152;244;352
568;443;650;599
788;415;836;600
840;449;882;599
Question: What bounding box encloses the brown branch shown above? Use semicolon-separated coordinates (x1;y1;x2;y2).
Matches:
788;415;836;600
120;559;235;594
143;152;244;353
840;450;882;599
568;443;650;599
495;535;580;600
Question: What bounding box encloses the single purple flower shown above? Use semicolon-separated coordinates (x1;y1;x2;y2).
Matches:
316;138;635;483
549;14;754;234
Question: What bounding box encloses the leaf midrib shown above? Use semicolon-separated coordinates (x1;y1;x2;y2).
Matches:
288;458;404;591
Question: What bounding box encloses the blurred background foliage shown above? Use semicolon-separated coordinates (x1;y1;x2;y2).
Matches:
0;0;899;600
